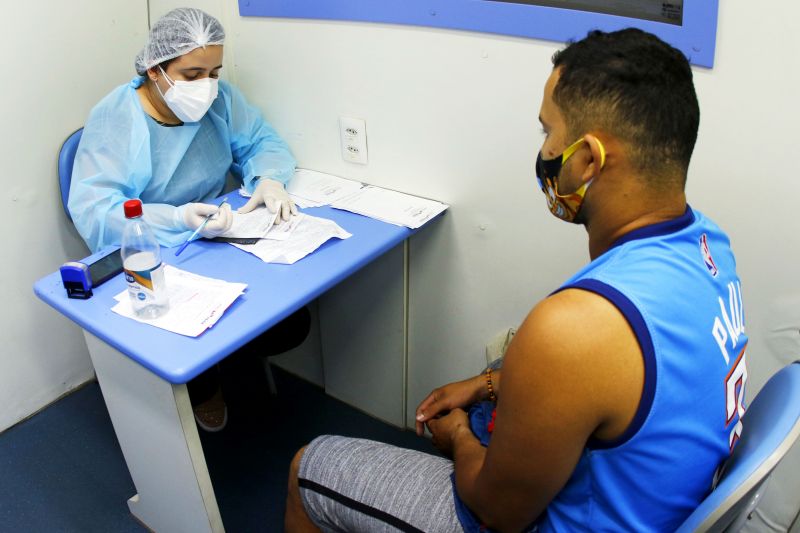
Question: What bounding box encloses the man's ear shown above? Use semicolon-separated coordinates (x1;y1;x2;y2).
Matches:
580;134;606;183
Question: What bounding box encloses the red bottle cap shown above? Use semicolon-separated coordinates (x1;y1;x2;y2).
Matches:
123;199;143;219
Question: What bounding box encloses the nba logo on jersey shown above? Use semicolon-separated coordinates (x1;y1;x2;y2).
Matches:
700;233;718;277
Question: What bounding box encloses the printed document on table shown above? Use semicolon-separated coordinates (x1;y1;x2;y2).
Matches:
286;169;364;207
238;169;363;209
232;213;351;264
261;213;303;241
331;186;449;229
111;266;247;337
219;206;279;239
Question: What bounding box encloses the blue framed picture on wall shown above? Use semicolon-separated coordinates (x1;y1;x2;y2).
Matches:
487;1;683;25
238;0;718;67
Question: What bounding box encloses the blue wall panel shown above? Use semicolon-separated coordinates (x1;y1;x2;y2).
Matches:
238;0;718;68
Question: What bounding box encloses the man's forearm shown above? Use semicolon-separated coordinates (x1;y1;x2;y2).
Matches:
452;426;492;524
453;424;524;532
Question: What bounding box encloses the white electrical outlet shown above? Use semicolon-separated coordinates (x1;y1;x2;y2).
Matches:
486;327;517;365
339;117;368;164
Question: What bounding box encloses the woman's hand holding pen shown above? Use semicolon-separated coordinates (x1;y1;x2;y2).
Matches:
182;201;233;238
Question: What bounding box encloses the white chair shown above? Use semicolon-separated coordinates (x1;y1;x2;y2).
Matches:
675;361;800;533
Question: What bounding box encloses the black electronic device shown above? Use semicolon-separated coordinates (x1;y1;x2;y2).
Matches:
87;248;124;287
59;248;124;299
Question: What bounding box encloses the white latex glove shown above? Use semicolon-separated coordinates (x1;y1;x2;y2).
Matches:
182;202;233;238
238;178;297;222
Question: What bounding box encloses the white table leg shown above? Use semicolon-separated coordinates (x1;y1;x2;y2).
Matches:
84;332;224;533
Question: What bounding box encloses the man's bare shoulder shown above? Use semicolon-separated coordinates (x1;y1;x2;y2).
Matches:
503;287;645;441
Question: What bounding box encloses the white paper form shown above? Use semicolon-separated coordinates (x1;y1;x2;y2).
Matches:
232;213;351;264
238;169;363;209
111;266;247;337
287;169;364;207
331;186;449;229
261;214;303;241
239;183;321;208
219;206;279;239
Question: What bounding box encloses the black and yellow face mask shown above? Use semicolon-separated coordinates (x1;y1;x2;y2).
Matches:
535;138;606;223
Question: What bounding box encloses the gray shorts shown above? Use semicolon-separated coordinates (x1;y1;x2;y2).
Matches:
298;435;463;533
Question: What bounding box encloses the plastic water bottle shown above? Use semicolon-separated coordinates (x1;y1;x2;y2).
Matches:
121;199;169;319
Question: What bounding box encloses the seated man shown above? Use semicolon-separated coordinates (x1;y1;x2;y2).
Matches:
284;28;748;532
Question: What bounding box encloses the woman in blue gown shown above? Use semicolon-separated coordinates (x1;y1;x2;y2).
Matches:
69;7;309;431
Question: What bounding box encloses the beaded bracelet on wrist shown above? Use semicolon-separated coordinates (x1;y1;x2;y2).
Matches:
485;368;497;402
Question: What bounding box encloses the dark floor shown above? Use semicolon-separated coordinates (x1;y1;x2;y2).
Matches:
0;362;439;532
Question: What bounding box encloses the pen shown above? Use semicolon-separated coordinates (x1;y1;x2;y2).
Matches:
174;197;229;257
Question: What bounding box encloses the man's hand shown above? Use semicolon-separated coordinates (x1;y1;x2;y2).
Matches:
239;178;297;222
415;375;491;436
427;408;471;457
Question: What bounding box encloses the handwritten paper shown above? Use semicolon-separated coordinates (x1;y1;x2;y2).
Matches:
111;266;246;337
286;169;364;207
332;186;449;229
219;206;279;239
232;213;351;264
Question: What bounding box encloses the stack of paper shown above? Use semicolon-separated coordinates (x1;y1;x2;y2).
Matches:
239;169;449;229
232;213;351;264
111;266;247;337
286;169;364;208
259;212;302;241
219;206;279;239
332;186;449;229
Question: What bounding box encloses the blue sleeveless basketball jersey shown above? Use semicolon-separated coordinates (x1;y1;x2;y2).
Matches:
540;206;748;531
452;206;748;532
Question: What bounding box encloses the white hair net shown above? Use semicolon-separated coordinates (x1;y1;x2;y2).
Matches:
135;8;225;76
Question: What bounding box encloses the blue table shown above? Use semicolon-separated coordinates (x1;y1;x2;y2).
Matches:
34;203;425;533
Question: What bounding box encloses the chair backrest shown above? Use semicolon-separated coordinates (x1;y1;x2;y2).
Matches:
675;361;800;533
58;128;83;220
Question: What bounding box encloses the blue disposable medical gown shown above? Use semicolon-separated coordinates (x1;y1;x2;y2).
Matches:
69;76;296;252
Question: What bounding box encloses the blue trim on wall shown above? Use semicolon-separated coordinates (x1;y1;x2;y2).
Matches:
238;0;718;68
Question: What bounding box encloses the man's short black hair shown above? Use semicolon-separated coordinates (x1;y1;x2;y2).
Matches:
552;28;699;187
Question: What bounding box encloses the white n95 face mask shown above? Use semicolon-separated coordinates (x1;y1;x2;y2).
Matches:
156;66;218;123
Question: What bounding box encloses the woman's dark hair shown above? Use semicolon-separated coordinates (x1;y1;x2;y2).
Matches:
552;29;700;187
150;57;177;78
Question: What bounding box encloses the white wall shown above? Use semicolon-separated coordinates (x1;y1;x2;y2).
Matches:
222;13;585;396
0;1;148;432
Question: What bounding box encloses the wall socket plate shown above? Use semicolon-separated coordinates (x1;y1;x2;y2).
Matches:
486;327;517;365
339;116;368;164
